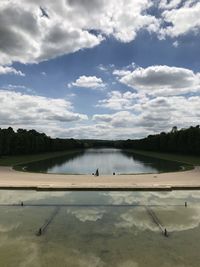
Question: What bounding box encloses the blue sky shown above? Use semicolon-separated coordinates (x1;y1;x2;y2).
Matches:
0;0;200;139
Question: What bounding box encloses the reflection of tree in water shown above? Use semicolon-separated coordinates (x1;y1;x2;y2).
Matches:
24;151;85;173
121;150;183;172
23;149;188;174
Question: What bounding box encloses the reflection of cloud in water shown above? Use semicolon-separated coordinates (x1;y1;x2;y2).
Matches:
117;260;139;267
0;236;40;266
67;208;106;222
0;223;20;233
162;264;187;267
148;191;200;201
163;206;200;232
74;251;105;267
0;234;105;267
102;192;138;205
0;190;69;204
115;206;200;232
115;209;158;232
45;248;105;267
103;191;200;206
0;235;9;248
20;241;40;267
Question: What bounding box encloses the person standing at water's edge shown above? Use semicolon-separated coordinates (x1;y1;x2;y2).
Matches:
95;169;99;176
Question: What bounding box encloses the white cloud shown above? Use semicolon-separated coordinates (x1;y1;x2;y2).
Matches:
0;66;25;76
0;0;103;66
103;64;200;135
118;65;200;96
93;111;137;128
97;91;139;110
69;75;105;89
159;0;182;10
44;122;148;140
97;90;151;111
0;90;87;129
0;0;199;68
0;0;161;66
112;63;137;78
133;95;200;131
98;63;117;73
97;64;108;72
172;40;179;47
113;69;131;77
93;88;200;137
32;90;200;138
2;84;35;94
4;84;27;90
160;1;200;37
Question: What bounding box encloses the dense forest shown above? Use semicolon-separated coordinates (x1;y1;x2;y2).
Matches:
120;126;200;156
0;127;84;156
0;125;200;156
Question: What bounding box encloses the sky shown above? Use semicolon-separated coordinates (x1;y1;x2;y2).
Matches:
0;0;200;139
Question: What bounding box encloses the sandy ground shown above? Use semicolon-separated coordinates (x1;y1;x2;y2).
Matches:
0;166;200;191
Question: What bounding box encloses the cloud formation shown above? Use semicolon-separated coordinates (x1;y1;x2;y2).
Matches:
0;66;25;76
69;75;105;89
0;0;200;67
97;91;148;110
0;90;87;128
160;1;200;38
96;88;200;135
159;0;182;10
1;1;200;140
0;0;200;69
0;0;103;65
2;84;34;94
118;65;200;96
2;66;198;139
93;111;137;128
0;0;160;66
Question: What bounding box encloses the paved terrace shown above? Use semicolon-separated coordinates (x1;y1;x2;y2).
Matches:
0;166;200;191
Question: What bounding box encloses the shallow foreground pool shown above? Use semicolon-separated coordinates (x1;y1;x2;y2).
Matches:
0;190;200;266
23;148;185;174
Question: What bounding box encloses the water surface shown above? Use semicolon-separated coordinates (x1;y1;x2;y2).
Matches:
0;190;200;267
23;148;185;174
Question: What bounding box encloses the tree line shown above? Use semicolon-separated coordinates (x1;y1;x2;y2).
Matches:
120;126;200;156
0;127;84;156
0;125;200;156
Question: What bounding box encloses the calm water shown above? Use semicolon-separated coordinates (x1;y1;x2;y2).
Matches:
23;148;185;174
1;190;200;267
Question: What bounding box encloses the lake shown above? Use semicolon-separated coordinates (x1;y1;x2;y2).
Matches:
22;148;185;174
0;189;200;267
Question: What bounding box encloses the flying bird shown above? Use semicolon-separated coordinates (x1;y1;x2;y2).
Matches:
40;7;49;18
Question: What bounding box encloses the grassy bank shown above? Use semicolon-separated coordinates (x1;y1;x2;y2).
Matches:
0;150;82;167
127;149;200;166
